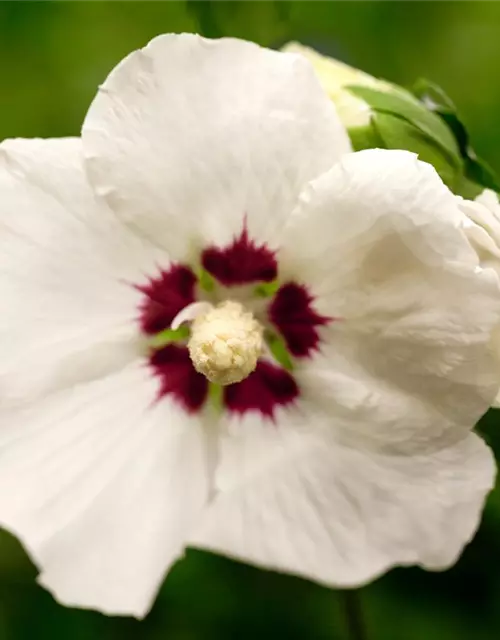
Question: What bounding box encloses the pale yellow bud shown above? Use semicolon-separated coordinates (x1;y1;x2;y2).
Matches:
188;301;263;386
282;42;392;128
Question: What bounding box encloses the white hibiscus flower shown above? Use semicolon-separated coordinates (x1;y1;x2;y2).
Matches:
0;34;499;619
459;189;500;406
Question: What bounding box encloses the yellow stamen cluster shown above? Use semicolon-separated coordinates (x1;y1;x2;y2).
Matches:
188;301;263;385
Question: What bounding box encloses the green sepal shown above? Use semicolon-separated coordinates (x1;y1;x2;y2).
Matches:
453;176;485;201
197;268;216;293
254;280;280;298
348;122;385;152
347;84;462;172
148;324;190;349
464;155;500;194
265;331;293;371
372;112;459;189
411;78;500;195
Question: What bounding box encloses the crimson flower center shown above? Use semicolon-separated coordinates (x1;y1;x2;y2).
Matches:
137;227;330;418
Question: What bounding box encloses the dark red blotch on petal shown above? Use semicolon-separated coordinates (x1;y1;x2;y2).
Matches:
201;227;278;286
224;360;299;419
150;345;209;413
138;264;197;335
269;282;330;357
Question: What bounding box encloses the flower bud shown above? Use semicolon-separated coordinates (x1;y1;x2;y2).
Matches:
282;42;392;129
282;42;463;190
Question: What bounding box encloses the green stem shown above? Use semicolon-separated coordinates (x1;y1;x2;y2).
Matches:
341;590;368;640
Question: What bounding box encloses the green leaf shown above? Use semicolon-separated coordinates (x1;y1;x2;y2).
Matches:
348;84;462;171
373;112;458;189
411;78;500;193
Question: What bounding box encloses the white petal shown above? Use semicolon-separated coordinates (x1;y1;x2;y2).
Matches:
295;330;494;453
458;194;500;408
280;149;478;291
0;137;168;404
0;138;211;615
476;188;500;219
0;361;212;618
82;34;351;259
189;149;500;587
460;195;500;258
190;413;494;586
279;150;500;431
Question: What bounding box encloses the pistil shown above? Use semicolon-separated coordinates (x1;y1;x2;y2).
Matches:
188;300;264;385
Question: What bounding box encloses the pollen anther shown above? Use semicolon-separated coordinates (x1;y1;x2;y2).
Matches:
188;301;264;385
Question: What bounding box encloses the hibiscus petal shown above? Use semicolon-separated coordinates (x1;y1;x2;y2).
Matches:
190;419;494;587
138;264;197;335
278;149;500;437
223;359;299;419
0;138;212;615
82;33;351;259
268;282;329;357
459;194;500;408
150;345;209;412
475;189;500;235
0;362;212;618
0;137;170;405
201;226;278;286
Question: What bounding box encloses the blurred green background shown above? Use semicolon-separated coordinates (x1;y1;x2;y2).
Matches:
1;1;500;638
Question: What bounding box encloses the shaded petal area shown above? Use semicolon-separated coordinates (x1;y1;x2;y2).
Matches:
269;282;329;357
459;194;500;408
0;137;167;407
138;265;197;335
82;34;351;258
0;137;212;617
202;227;277;286
0;363;212;618
279;150;500;446
150;345;209;413
190;414;494;587
223;360;298;419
